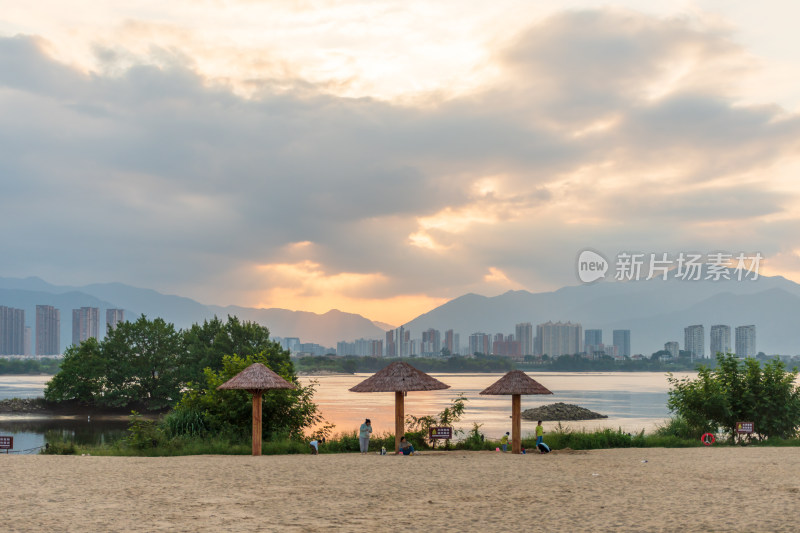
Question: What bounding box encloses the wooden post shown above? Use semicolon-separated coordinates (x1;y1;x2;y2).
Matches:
395;390;404;453
252;391;263;456
512;394;521;454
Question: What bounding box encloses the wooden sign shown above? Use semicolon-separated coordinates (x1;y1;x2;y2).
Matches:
0;436;13;452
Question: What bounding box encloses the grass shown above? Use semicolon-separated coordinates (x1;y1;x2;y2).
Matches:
40;416;800;456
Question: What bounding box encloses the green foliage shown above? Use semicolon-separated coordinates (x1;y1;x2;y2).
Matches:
44;317;184;410
175;350;322;440
44;337;106;404
162;409;208;438
406;393;468;448
44;315;299;416
667;353;800;441
543;423;642;450
181;316;278;384
654;416;701;440
41;439;76;455
103;316;184;410
124;411;165;450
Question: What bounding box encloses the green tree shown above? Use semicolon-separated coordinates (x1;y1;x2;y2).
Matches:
182;316;277;383
44;337;105;404
102;316;184;410
667;352;800;441
174;349;321;440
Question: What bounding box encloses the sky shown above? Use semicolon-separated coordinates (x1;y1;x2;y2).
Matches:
2;1;800;326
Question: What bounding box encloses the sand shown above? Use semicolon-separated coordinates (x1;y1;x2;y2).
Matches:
2;447;799;532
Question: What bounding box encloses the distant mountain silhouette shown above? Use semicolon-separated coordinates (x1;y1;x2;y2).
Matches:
402;274;800;355
0;277;385;349
3;273;799;355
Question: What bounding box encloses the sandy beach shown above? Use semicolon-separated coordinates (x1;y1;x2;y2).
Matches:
2;447;798;532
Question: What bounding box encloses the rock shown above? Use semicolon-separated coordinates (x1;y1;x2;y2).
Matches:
520;402;607;421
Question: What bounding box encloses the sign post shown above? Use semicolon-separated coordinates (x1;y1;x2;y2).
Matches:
429;427;453;442
0;436;13;453
736;422;754;434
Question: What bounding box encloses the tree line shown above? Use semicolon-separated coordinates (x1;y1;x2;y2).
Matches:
44;315;321;439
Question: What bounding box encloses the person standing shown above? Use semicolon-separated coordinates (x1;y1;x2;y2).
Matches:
359;419;373;454
536;421;544;447
500;432;509;452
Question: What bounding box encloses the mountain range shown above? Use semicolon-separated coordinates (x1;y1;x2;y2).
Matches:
404;273;800;355
0;277;386;349
2;272;799;355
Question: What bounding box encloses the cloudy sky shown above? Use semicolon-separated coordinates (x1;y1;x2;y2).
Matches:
2;1;799;325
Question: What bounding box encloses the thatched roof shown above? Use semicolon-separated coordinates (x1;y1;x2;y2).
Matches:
349;361;450;392
479;370;553;395
217;363;295;392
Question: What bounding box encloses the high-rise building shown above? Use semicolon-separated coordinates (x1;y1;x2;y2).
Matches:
421;328;441;356
584;329;603;355
392;326;411;357
0;306;25;355
585;329;602;347
337;341;355;355
444;329;455;355
735;325;756;358
469;332;490;355
72;307;100;346
612;330;631;358
491;334;521;359
684;325;705;359
106;309;125;334
515;323;533;356
385;330;395;357
282;337;300;354
24;326;32;356
36;305;60;356
710;325;731;357
665;341;680;359
535;321;583;358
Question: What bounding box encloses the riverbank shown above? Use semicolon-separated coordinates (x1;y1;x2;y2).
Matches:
2;447;798;531
0;397;162;419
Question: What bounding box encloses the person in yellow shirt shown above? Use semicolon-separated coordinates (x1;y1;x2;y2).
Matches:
536;421;544;447
500;432;509;452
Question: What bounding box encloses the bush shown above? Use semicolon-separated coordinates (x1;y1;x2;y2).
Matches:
124;411;165;450
41;440;76;455
668;353;800;441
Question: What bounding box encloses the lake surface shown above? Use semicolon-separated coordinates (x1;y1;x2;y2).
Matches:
0;372;694;451
300;372;695;439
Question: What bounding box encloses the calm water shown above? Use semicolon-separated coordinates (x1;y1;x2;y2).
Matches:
299;371;694;439
0;372;694;451
0;375;128;453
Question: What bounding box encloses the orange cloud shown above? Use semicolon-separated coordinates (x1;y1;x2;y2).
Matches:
251;260;446;325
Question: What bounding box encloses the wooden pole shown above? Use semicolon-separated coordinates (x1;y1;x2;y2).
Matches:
395;390;404;453
512;394;521;454
252;391;263;456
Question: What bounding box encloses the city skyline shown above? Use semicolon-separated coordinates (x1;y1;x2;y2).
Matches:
0;294;765;358
2;2;800;326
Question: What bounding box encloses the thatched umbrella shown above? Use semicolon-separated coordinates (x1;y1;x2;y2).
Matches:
217;363;295;456
480;370;552;454
349;361;450;453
